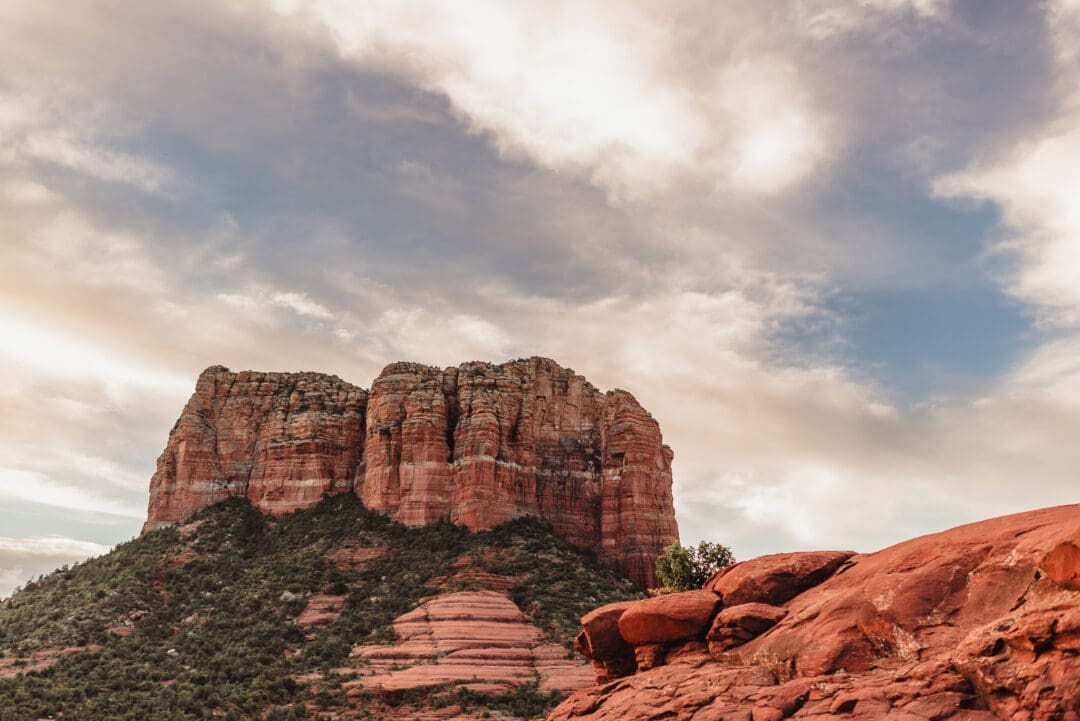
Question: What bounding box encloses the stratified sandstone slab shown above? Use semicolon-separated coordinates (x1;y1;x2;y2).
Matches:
347;590;592;694
144;358;678;587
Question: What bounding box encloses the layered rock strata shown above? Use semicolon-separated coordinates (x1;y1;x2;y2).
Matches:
345;590;593;695
144;358;678;587
555;504;1080;721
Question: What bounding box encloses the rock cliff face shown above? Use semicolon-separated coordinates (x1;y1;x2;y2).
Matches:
552;504;1080;721
144;357;678;587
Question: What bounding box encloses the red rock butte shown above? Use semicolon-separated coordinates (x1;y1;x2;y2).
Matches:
143;357;679;587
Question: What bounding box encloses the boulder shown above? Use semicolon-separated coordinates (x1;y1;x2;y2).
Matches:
617;590;722;646
574;601;637;682
706;603;787;654
705;550;854;606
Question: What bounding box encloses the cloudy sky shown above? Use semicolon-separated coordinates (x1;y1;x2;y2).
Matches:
2;0;1079;596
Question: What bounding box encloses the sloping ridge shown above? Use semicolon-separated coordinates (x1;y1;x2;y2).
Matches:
555;504;1080;721
0;496;643;721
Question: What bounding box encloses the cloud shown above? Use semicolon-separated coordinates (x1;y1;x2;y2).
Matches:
332;284;1080;557
0;0;1077;586
0;92;173;194
0;536;112;558
936;126;1080;325
0;535;113;598
268;0;839;200
218;289;336;320
0;310;191;398
0;467;144;519
795;0;947;39
934;0;1080;326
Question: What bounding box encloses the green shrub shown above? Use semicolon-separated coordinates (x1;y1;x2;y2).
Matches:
0;496;637;720
655;541;735;592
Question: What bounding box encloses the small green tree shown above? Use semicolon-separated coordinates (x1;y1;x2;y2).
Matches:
655;541;735;592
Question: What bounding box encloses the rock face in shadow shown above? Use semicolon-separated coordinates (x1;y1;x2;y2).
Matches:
143;358;678;587
553;504;1080;721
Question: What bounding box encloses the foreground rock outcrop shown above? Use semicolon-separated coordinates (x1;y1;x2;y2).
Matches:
553;504;1080;721
144;357;678;586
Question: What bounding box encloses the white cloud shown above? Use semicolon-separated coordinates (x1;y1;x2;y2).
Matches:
0;535;113;598
936;127;1080;325
717;60;827;194
0;310;190;399
23;131;171;192
373;307;513;363
270;291;334;319
0;92;173;194
0;535;112;558
0;0;1077;577
1001;335;1080;404
0;467;144;519
218;288;336;320
933;0;1080;326
269;0;830;199
796;0;948;39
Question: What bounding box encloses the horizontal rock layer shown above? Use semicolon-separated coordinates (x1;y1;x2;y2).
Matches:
556;504;1080;721
346;590;592;695
144;357;678;587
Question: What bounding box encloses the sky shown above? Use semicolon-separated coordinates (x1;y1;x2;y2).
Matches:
2;0;1079;597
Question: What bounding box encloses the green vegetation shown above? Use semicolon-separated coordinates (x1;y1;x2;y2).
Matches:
431;680;563;718
654;541;735;593
0;496;640;720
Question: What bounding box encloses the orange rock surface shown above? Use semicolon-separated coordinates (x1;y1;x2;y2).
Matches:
144;358;678;587
616;590;721;646
344;590;592;695
575;601;637;683
553;505;1080;721
144;367;367;526
296;594;347;627
704;549;854;606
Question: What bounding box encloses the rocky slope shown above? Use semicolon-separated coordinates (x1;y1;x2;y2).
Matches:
145;357;678;587
552;504;1080;721
0;496;642;721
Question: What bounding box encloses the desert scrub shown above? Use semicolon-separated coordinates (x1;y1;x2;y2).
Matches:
0;496;635;720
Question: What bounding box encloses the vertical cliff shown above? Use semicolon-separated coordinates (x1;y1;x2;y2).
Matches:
143;357;679;587
144;367;368;528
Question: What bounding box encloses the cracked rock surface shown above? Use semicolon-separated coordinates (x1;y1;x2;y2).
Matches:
554;504;1080;721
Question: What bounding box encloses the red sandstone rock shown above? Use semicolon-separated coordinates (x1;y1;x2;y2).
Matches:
706;603;787;654
296;594;346;627
632;643;666;670
617;590;721;646
144;358;678;588
704;550;854;607
1042;539;1080;590
549;505;1080;721
144;367;367;529
345;590;592;695
574;601;637;682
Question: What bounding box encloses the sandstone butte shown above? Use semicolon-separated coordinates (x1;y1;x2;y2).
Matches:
143;357;679;587
552;504;1080;721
